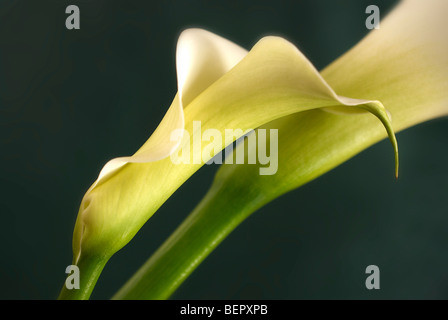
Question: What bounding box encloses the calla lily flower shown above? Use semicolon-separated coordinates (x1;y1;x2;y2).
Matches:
112;0;448;300
60;10;404;299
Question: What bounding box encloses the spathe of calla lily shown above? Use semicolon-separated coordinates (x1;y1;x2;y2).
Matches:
60;19;400;298
113;0;448;300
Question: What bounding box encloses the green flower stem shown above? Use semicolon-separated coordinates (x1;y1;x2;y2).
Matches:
112;177;266;300
58;253;109;300
113;108;399;300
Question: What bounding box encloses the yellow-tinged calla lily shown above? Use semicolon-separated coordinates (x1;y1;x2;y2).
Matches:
214;0;448;195
62;17;403;299
112;0;448;300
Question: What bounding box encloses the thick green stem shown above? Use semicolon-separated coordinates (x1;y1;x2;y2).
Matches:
58;254;109;300
111;110;383;300
112;178;265;300
112;106;401;300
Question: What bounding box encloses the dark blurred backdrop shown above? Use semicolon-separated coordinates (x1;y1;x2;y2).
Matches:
1;0;447;300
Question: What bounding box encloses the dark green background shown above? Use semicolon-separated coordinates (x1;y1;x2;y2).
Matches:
1;0;447;300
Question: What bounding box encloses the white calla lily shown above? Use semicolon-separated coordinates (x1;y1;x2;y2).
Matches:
111;0;448;300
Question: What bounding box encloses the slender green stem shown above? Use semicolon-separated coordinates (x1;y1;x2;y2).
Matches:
112;178;265;300
112;110;399;300
58;253;109;300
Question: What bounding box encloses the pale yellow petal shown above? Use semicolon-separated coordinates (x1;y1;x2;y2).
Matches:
73;30;398;262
